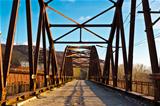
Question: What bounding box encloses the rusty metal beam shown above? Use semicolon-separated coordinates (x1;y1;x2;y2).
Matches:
152;17;160;26
44;12;59;85
116;0;130;91
102;2;118;84
127;0;136;91
51;46;59;85
1;0;20;104
93;46;102;81
142;0;160;100
42;17;48;87
138;11;160;14
111;47;115;86
109;0;116;4
26;0;34;91
2;0;19;88
113;27;119;87
49;46;57;85
45;0;53;4
47;6;109;42
33;0;44;90
0;41;4;101
82;5;115;25
53;41;108;44
50;24;112;27
79;28;82;42
66;56;90;58
54;27;79;42
50;5;115;42
88;46;94;80
60;46;69;83
68;46;92;49
72;62;90;65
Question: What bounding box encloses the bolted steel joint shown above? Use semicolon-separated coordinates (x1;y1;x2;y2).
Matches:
1;88;7;102
32;74;36;79
46;75;50;79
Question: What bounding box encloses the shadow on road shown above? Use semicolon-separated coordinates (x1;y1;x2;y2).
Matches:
65;80;85;106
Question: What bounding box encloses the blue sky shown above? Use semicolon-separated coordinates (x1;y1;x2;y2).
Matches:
0;0;160;66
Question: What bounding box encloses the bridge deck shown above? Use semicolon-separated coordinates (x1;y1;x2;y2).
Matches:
20;80;143;106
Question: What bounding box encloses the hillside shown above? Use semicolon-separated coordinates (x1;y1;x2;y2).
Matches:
1;44;104;68
1;44;64;67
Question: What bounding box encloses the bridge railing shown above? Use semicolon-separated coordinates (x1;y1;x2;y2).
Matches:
90;77;154;97
108;79;154;97
5;68;73;97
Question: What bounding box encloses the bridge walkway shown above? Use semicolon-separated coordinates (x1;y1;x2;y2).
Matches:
20;80;144;106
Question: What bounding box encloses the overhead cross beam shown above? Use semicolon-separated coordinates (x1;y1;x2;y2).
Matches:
50;24;112;27
46;4;115;43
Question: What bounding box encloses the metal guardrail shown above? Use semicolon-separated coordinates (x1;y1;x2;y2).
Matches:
109;80;154;97
89;77;154;97
0;69;73;105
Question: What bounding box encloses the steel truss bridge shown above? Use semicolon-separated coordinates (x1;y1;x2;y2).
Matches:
0;0;160;105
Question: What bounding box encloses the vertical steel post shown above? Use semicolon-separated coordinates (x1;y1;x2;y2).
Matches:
60;46;69;84
94;46;102;82
33;0;44;90
2;0;19;87
44;12;59;85
113;27;119;87
0;40;4;101
117;0;130;91
1;0;20;104
142;0;160;100
50;46;59;85
48;47;53;85
127;0;137;91
102;1;117;84
26;0;34;91
80;28;82;42
89;47;94;80
103;44;112;84
111;48;115;86
42;17;48;87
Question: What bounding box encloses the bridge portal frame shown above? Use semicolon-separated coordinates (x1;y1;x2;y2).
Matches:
0;0;160;105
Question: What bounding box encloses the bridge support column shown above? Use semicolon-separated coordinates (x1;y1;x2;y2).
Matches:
127;0;136;91
32;0;45;90
26;0;35;91
0;39;4;104
142;0;160;101
102;45;111;85
113;27;119;87
42;17;48;87
48;47;54;85
44;8;59;86
0;0;20;105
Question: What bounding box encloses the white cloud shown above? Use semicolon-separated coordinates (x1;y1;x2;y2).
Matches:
79;16;91;21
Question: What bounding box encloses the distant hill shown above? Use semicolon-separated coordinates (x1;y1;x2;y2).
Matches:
1;44;63;67
1;44;104;69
